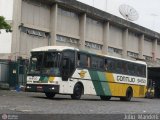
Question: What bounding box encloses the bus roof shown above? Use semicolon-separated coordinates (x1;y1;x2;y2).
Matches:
104;55;146;65
31;46;146;65
31;46;79;52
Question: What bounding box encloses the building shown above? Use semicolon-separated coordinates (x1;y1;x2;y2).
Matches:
3;0;160;67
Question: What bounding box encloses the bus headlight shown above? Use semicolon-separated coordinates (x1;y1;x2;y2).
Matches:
51;87;55;90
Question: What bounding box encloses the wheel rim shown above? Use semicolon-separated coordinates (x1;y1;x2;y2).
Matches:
127;90;132;100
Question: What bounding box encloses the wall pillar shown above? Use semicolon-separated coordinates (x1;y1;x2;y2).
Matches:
139;34;144;59
122;29;128;58
11;0;22;60
50;4;58;46
79;13;86;50
152;39;157;61
102;22;109;54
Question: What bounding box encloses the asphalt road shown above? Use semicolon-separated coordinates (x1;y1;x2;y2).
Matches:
0;90;160;120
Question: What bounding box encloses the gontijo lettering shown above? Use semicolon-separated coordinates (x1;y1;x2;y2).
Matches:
117;76;135;83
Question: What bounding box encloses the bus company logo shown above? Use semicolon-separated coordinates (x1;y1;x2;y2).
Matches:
2;114;8;120
78;71;87;78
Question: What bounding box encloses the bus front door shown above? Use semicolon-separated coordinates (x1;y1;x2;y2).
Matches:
62;57;70;81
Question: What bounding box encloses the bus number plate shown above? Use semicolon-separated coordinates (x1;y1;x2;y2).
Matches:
27;76;40;81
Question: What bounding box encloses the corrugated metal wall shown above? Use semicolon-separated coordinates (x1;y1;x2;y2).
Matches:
0;62;9;84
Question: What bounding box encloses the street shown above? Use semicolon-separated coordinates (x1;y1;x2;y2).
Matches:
0;90;160;120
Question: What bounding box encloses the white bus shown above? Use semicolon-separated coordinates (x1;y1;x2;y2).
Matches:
26;46;147;101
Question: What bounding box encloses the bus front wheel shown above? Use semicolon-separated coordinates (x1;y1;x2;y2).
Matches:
45;92;55;99
120;87;133;101
71;83;83;100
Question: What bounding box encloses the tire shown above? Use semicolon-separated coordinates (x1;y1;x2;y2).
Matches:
100;96;111;101
71;83;83;100
45;92;55;99
120;88;133;101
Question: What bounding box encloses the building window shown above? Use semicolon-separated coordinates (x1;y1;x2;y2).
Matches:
143;55;152;61
56;35;79;44
58;8;78;18
85;41;102;50
157;59;160;64
127;51;139;58
77;53;90;68
144;38;152;42
91;56;104;69
108;47;122;55
21;27;47;38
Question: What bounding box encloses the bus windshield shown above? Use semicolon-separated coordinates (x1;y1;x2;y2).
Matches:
29;51;61;76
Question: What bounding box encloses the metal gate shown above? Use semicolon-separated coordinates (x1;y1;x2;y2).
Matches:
9;58;28;88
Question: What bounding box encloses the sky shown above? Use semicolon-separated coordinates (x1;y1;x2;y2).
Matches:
77;0;160;33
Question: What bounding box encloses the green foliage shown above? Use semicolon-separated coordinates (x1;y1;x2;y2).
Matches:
0;16;12;32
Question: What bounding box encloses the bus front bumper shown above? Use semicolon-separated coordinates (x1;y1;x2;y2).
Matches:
25;84;59;93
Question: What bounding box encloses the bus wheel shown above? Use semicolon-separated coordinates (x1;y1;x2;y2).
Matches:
100;96;111;101
45;92;55;99
71;83;83;100
120;87;133;101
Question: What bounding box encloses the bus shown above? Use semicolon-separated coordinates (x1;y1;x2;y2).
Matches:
26;46;147;101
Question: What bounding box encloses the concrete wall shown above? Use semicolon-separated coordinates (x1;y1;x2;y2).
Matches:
128;32;139;53
19;32;49;58
157;44;160;58
144;38;153;57
9;0;160;67
57;8;79;39
86;17;103;44
11;0;50;59
109;25;123;49
21;1;50;31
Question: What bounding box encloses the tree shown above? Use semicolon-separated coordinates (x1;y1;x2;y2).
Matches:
0;16;12;32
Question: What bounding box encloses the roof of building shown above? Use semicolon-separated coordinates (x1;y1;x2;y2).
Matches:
32;0;160;40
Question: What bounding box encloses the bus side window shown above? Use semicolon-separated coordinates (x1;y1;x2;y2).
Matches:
128;63;136;75
107;59;113;72
87;56;90;68
122;62;127;74
77;53;90;68
116;60;122;74
104;59;108;71
77;53;80;66
143;66;146;77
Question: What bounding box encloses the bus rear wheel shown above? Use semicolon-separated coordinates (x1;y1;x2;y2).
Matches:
100;96;111;101
120;88;133;101
45;92;55;99
71;83;83;100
